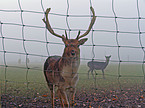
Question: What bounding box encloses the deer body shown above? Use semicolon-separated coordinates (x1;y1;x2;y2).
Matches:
44;51;80;87
44;40;81;107
44;55;79;107
42;7;96;108
88;56;111;79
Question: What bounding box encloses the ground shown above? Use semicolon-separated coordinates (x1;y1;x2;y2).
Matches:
1;87;145;108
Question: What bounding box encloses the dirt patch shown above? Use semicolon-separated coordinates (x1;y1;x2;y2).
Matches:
1;88;145;108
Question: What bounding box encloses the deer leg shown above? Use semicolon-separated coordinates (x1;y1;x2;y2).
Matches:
69;87;76;107
49;84;55;108
102;70;105;79
57;89;64;108
57;88;69;108
88;69;91;79
91;70;95;79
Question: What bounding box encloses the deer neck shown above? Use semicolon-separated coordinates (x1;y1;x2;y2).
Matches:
62;54;80;67
60;52;80;75
105;59;110;65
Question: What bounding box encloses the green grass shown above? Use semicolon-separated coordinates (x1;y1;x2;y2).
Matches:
0;63;145;97
78;63;144;90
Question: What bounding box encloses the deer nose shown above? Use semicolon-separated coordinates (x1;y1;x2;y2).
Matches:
71;50;75;56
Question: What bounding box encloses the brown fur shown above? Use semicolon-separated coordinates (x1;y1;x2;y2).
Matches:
44;39;87;107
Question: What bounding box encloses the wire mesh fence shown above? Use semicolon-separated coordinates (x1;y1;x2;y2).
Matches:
0;0;145;107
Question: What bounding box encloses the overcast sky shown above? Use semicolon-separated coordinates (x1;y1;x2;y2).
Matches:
0;0;145;64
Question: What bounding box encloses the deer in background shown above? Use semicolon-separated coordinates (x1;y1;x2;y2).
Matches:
43;7;96;108
87;55;111;79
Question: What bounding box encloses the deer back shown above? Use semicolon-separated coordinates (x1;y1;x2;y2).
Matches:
88;61;107;70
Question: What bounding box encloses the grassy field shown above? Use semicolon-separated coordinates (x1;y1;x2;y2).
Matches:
0;63;145;97
1;63;145;107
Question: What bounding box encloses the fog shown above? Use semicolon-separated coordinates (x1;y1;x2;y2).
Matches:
0;0;145;65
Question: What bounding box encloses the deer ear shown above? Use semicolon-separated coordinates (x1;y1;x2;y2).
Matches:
79;38;88;45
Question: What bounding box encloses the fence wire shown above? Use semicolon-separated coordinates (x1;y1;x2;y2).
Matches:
0;0;145;107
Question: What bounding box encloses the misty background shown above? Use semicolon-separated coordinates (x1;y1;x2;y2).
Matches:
0;0;145;65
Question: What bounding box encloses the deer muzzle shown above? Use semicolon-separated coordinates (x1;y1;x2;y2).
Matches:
71;50;75;56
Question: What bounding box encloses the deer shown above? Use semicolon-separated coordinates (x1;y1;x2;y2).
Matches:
42;7;96;108
87;55;111;79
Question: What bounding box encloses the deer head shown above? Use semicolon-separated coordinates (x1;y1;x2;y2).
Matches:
42;7;96;59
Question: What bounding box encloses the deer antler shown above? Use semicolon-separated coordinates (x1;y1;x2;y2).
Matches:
42;8;66;40
76;7;96;40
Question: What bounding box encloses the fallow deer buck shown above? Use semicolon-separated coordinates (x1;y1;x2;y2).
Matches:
87;55;111;79
43;7;96;108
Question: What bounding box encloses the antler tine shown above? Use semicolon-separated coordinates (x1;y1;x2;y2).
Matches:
65;30;68;40
42;8;65;39
76;30;81;39
76;7;96;40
